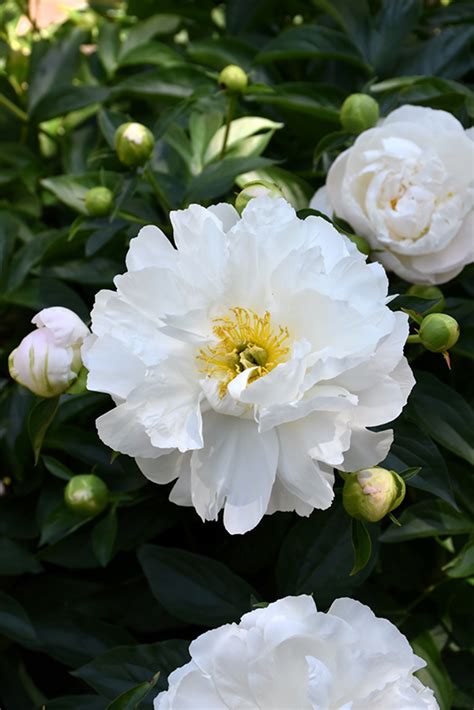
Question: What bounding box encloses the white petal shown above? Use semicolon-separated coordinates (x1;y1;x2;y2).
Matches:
191;413;278;534
339;428;394;472
125;224;176;272
83;334;146;399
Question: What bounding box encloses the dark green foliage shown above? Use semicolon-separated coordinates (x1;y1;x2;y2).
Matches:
0;0;473;707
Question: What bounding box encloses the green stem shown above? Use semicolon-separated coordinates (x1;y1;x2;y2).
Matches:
116;210;150;226
143;165;172;214
220;94;236;160
0;92;28;122
407;334;421;344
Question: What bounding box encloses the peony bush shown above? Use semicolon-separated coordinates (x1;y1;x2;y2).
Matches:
0;1;473;708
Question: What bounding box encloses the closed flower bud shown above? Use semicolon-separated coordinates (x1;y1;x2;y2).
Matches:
340;93;379;134
235;180;282;214
64;474;109;517
343;467;406;523
114;122;155;167
406;284;445;313
218;64;248;93
8;307;90;398
418;313;460;353
85;186;113;217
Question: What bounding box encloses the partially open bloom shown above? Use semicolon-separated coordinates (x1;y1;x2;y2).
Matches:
9;307;89;398
154;595;438;709
311;106;474;284
84;197;414;534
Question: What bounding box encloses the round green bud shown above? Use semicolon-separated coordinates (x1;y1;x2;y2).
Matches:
418;313;460;353
343;467;406;523
114;122;155;167
218;64;248;93
347;233;371;256
85;187;113;217
340;93;380;134
406;284;445;314
235;180;283;214
64;475;109;517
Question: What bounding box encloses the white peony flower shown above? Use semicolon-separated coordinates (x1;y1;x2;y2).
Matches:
9;307;89;398
84;196;414;534
311;105;474;285
154;595;438;709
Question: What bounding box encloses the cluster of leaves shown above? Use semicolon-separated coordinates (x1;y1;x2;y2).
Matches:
0;0;473;707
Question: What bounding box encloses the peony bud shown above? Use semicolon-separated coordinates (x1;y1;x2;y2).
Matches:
218;64;248;93
343;467;406;523
114;122;155;167
406;284;445;313
235;180;283;214
85;186;113;217
9;307;89;398
418;313;460;353
64;474;109;517
340;93;380;134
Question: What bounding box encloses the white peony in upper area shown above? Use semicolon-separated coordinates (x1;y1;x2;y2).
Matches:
154;595;438;709
311;105;474;285
83;197;414;534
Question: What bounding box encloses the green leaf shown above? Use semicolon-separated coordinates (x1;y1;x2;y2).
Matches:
39;502;94;546
0;537;42;575
245;84;341;122
74;640;190;699
399;25;474;78
257;25;369;70
276;504;378;608
204;116;283;163
120;15;182;59
444;539;474;579
350;519;372;576
413;631;453;710
138;544;258;626
119;41;183;68
406;372;474;465
380;500;473;543
30;86;109;123
28;30;86;113
98;22;121;77
34;610;135;667
111;67;213;101
0;591;37;647
106;672;160;710
383;420;456;507
28;396;60;465
92;507;118;567
185;156;273;203
42;455;75;481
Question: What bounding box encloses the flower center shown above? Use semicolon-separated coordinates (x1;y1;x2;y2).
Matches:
198;307;290;397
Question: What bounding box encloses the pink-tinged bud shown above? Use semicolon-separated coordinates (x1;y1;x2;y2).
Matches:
9;307;89;398
343;467;406;523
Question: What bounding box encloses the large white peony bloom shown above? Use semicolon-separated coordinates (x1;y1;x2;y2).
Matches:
154;595;438;709
9;307;89;398
311;105;474;285
83;196;414;534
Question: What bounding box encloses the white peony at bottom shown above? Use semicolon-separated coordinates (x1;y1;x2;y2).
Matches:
154;595;438;709
84;196;414;534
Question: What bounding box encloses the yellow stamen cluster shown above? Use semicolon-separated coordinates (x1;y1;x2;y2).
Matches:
198;307;290;397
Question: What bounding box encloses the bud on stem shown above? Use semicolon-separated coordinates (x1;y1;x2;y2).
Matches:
343;467;406;523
